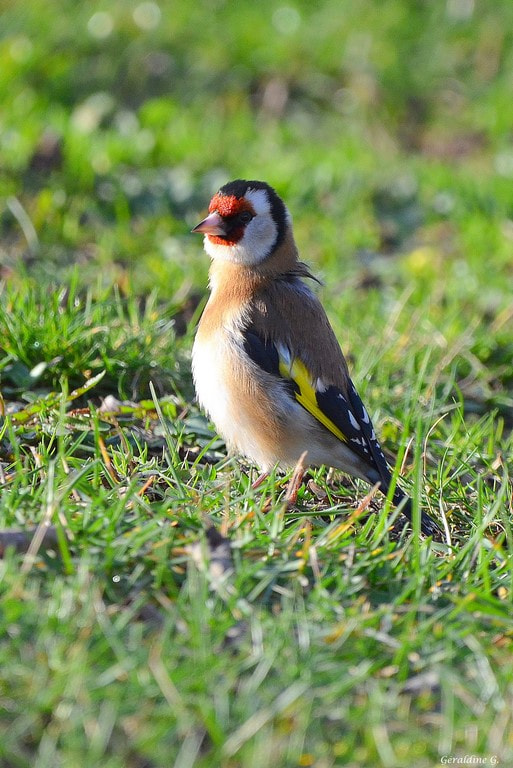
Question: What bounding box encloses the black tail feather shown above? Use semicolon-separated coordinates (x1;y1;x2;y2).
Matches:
392;488;441;539
366;467;441;538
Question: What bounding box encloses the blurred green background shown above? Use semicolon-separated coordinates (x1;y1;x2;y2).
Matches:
3;0;513;294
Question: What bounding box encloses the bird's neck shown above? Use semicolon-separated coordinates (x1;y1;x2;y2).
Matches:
199;231;318;337
208;229;300;299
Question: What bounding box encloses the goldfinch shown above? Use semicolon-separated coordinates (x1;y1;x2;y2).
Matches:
192;179;439;537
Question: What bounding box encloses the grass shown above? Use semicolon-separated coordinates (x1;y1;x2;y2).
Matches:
1;1;513;766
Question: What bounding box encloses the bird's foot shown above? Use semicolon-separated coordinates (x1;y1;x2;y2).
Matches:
283;451;308;509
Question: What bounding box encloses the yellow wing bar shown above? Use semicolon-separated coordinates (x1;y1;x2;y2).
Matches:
278;355;347;443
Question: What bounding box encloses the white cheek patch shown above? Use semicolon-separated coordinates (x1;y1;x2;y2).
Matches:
237;214;278;264
203;187;283;266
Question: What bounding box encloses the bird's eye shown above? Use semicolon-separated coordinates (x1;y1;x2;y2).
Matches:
239;211;253;224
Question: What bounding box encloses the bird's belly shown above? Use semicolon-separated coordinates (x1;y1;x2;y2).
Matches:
192;334;370;478
192;335;239;447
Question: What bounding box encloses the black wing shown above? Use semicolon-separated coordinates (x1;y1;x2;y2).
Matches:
241;327;440;537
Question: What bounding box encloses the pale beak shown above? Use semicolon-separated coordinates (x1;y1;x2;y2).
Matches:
191;211;226;236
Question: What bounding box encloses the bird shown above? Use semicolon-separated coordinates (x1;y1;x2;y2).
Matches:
191;179;440;537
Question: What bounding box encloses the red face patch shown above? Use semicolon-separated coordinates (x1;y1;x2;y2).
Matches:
207;194;255;245
208;194;253;217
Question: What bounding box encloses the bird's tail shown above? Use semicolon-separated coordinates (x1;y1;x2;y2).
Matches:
365;465;441;538
392;487;441;538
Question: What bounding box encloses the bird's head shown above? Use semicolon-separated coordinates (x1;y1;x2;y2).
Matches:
192;179;291;266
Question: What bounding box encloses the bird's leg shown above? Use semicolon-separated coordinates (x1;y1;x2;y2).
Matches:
284;452;308;508
251;471;269;490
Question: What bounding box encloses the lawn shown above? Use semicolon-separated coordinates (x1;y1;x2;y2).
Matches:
1;1;513;766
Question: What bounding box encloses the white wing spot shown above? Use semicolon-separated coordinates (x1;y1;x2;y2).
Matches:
276;342;292;368
361;406;370;424
348;411;361;431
